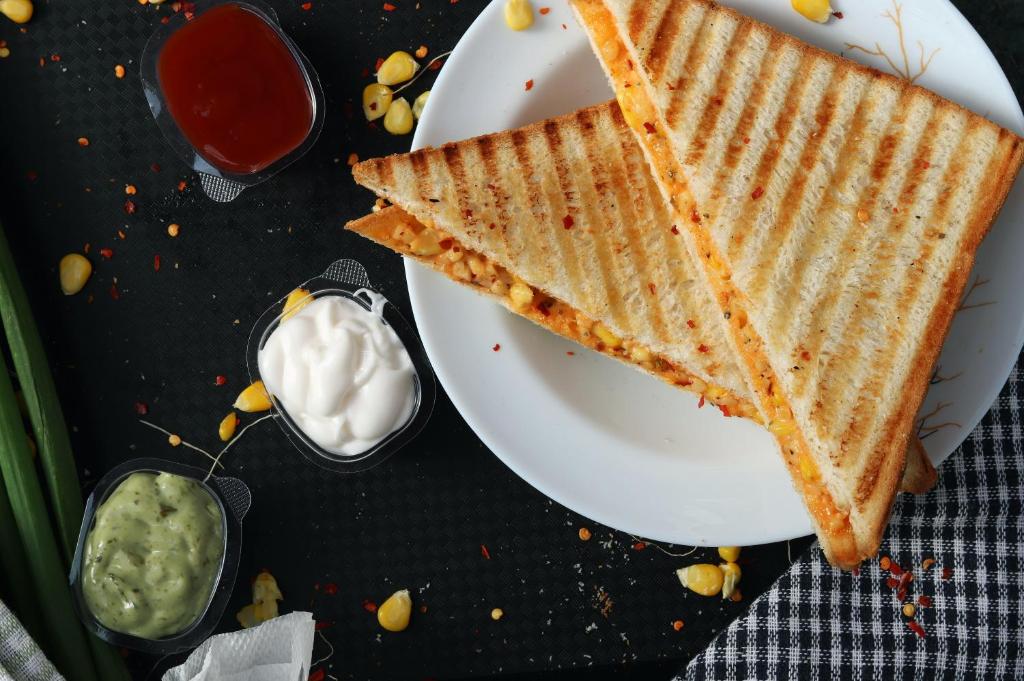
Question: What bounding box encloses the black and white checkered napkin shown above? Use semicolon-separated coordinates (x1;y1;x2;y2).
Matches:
676;362;1024;680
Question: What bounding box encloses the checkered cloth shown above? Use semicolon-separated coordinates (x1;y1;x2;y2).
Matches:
676;362;1024;680
0;600;63;681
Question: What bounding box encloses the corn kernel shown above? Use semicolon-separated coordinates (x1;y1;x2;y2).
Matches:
720;561;741;600
168;434;182;447
59;253;92;295
676;564;724;597
377;589;412;632
376;51;419;86
508;281;533;309
363;83;394;121
219;412;238;442
384;97;414;135
234;380;272;413
410;229;443;256
490;608;504;621
718;546;741;562
592;322;622;349
0;0;33;24
791;0;831;23
769;419;796;436
503;0;534;31
629;345;652;362
412;90;430;120
281;287;313;321
490;280;509;296
798;454;819;481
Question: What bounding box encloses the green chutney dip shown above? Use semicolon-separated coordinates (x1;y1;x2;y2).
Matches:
81;471;224;639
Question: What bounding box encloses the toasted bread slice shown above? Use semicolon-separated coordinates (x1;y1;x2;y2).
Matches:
573;0;1023;566
353;103;755;416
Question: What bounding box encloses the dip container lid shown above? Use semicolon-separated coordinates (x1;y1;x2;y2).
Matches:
68;457;251;654
139;0;325;202
246;259;437;473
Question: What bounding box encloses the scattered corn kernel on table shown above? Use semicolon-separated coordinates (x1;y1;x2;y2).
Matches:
0;0;1015;679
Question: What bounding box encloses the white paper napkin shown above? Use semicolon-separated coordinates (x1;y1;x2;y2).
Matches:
162;612;315;681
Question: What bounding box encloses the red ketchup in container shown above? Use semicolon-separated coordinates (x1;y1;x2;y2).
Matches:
155;3;315;175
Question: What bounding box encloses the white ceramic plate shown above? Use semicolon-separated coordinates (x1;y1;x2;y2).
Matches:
408;0;1024;545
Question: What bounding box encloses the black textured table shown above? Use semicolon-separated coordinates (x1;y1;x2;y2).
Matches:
0;1;1015;680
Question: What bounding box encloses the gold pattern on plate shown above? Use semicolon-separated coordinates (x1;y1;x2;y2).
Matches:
845;1;940;84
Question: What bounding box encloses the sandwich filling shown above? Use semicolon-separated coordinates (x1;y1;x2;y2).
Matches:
574;0;858;565
350;207;762;421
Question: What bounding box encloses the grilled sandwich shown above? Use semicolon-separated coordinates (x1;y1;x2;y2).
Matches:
571;0;1023;567
347;101;935;495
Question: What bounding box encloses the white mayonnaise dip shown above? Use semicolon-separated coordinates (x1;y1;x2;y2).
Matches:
257;292;416;456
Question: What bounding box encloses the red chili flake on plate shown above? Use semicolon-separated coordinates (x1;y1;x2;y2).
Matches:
151;162;161;172
906;620;926;638
690;208;701;223
177;180;187;192
124;200;136;215
670;225;679;235
832;11;844;19
801;350;811;361
697;395;705;408
941;567;953;580
492;344;501;352
632;541;646;551
566;351;575;356
643;121;656;134
383;2;396;10
889;562;903;576
153;254;161;271
160;16;171;24
562;215;574;229
133;401;149;415
698;344;710;353
686;319;696;328
480;544;491;559
561;22;567;29
374;56;384;71
99;248;114;259
362;599;378;612
309;669;325;681
743;136;750;144
539;6;550;14
648;282;656;294
751;186;765;200
109;283;120;300
719;404;731;417
323;582;338;595
314;620;334;630
428;59;443;71
886;577;899;589
524;79;534;91
438;238;453;250
214;375;228;386
77;137;90;147
917;594;932;607
50;54;61;62
301;1;312;9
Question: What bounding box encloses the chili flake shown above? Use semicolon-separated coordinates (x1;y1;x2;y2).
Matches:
301;1;312;9
151;162;161;172
539;6;551;14
642;121;657;134
566;351;575;356
648;282;656;294
941;567;953;580
215;375;228;386
133;401;149;415
383;2;396;10
906;620;926;638
50;54;61;62
309;669;325;681
698;344;710;353
889;562;903;576
524;79;534;91
114;64;126;79
917;594;932;607
124;200;137;215
153;254;161;271
109;283;120;300
801;350;811;361
125;184;137;195
323;582;338;595
428;59;443;71
362;599;378;613
480;544;491;560
697;395;705;408
415;45;428;59
632;541;646;551
347;153;359;166
718;404;731;417
177;180;187;191
672;619;684;631
690;208;701;223
492;343;501;352
562;215;574;229
578;527;591;541
670;225;679;235
686;319;696;328
832;11;843;18
374;56;385;71
885;577;899;589
98;248;113;260
77;137;90;147
751;186;764;200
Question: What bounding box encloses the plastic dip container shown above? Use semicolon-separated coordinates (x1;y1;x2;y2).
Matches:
141;0;324;201
246;259;437;473
68;458;251;654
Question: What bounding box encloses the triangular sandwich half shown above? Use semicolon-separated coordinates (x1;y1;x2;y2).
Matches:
572;0;1023;567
